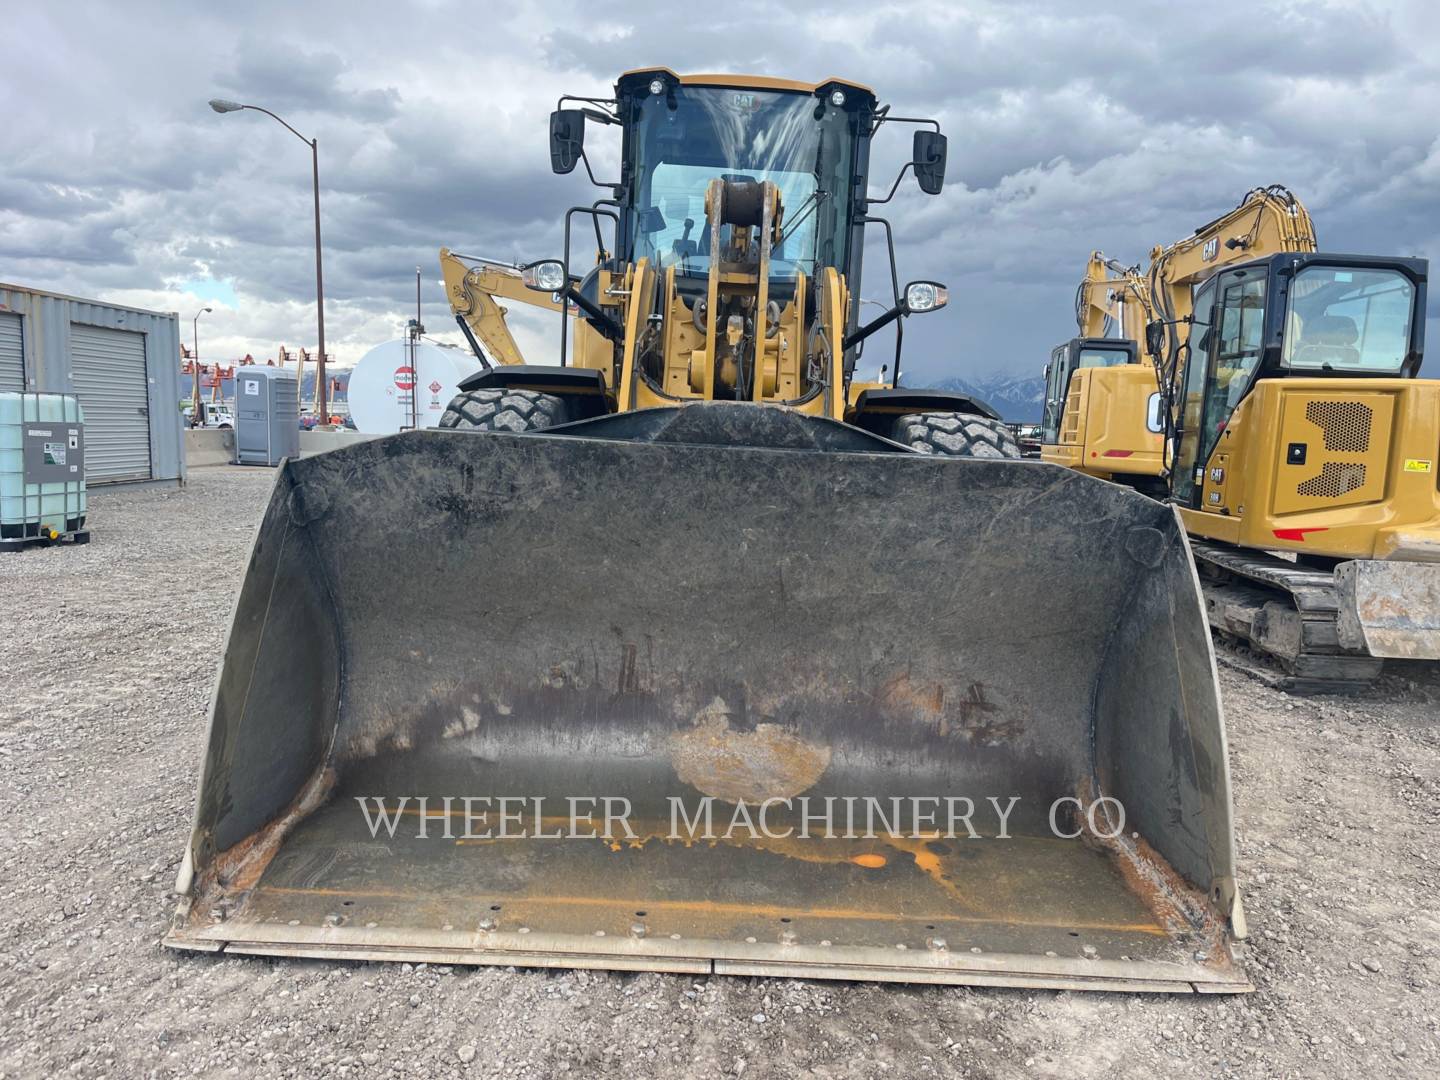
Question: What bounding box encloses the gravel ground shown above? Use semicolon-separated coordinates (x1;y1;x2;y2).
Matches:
1;466;1438;1079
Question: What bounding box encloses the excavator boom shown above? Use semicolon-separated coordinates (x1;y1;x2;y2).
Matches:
439;248;574;368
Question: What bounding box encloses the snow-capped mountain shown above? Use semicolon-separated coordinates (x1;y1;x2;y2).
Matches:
904;373;1048;423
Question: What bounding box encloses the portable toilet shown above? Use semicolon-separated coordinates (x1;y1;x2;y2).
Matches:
0;392;88;549
235;367;299;466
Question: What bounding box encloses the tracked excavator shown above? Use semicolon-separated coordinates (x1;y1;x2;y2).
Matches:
166;70;1247;992
1043;186;1439;689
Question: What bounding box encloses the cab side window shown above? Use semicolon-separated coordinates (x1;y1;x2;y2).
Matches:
1172;277;1219;502
1200;271;1266;470
1042;344;1069;442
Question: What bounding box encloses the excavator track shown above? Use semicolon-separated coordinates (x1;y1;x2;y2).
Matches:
1191;540;1384;693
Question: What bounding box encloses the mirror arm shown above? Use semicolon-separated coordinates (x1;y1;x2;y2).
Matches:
578;148;621;192
563;287;624;342
557;94;618;114
843;305;905;352
871;113;942;136
864;161;915;209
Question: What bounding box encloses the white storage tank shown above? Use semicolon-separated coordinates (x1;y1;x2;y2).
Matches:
0;392;88;549
346;340;481;435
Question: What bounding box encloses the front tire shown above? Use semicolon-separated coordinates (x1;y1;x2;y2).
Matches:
438;389;573;433
889;413;1022;458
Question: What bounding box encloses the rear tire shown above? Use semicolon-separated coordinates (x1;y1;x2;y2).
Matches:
439;389;573;433
889;412;1021;458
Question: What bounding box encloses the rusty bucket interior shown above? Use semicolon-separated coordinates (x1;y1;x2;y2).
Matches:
167;417;1249;993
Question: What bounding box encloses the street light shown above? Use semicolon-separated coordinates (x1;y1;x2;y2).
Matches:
191;307;213;420
209;97;329;423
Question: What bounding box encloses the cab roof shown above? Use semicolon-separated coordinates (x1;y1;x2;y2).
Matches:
617;67;876;101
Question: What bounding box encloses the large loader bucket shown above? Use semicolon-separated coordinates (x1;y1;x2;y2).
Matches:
167;407;1248;993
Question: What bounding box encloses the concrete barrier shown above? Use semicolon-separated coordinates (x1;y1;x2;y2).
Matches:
299;430;381;456
185;427;382;468
184;428;235;467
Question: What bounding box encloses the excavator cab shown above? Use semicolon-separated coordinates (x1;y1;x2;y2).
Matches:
1040;337;1164;478
1041;337;1139;444
1169;252;1427;509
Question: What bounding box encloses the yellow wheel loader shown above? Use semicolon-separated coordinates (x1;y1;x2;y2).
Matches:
166;69;1248;993
1042;187;1440;689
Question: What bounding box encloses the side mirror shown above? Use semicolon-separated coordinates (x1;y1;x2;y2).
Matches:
913;131;947;195
903;280;948;313
1145;319;1166;360
521;260;567;292
549;109;585;175
842;281;947;351
1146;392;1165;434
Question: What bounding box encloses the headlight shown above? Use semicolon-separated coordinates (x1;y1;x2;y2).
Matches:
904;281;948;313
522;260;567;293
649;78;666;96
829;89;846;107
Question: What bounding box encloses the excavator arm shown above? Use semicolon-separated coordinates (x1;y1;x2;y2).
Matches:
1075;252;1152;341
439;247;574;368
1146;185;1316;372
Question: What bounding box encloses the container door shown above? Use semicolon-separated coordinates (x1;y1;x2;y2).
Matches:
273;376;300;460
0;313;24;393
236;372;268;463
70;324;153;483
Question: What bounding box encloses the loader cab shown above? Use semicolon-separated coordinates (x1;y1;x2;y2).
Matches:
1169;252;1427;506
1041;337;1137;443
615;73;872;289
539;70;951;404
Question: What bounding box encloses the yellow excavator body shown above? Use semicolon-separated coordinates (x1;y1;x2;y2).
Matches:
1041;187;1440;685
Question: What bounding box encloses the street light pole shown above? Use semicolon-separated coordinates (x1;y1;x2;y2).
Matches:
310;138;328;423
191;307;213;420
209;98;328;423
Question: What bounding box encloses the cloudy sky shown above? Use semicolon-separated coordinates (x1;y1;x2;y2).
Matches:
3;0;1438;385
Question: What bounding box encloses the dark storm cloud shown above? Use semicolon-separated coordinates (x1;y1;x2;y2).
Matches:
1;0;1436;378
216;40;403;122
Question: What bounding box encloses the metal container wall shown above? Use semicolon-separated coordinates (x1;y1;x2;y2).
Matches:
0;283;185;486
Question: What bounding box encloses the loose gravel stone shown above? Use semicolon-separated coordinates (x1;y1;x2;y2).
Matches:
0;467;1437;1078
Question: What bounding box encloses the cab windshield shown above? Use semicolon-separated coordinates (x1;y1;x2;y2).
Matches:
1076;346;1131;368
1283;266;1415;372
626;85;857;279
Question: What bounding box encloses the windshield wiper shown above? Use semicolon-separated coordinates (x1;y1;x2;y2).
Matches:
778;188;828;250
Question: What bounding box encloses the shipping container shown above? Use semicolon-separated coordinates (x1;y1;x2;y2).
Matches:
0;283;185;485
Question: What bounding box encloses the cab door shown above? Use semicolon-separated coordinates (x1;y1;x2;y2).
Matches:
1041;343;1071;443
1172;268;1267;506
1171;277;1218;504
